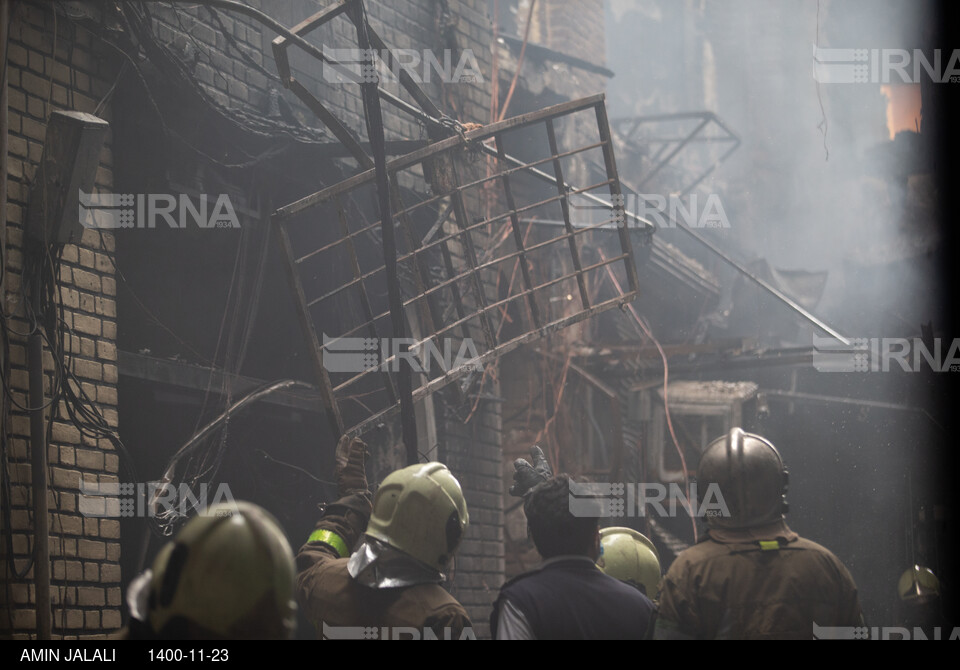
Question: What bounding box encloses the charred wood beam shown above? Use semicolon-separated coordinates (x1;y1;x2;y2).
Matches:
499;34;616;78
118;350;325;413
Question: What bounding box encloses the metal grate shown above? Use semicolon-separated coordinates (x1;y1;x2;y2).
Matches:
273;95;641;438
612;111;741;196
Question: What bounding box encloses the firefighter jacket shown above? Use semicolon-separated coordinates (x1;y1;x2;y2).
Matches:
296;492;472;639
655;520;863;640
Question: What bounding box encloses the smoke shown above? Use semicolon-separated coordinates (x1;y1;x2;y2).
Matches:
605;0;940;337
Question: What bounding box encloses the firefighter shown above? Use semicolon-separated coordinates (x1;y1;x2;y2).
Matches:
491;456;655;640
655;427;863;640
597;526;662;599
897;565;949;630
296;436;471;639
126;501;298;640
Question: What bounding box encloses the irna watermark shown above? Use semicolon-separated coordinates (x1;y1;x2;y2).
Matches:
322;47;483;85
570;192;730;229
813;623;960;640
79;480;238;519
812;336;960;373
79;190;240;230
813;46;960;84
567;481;729;519
321;623;476;640
323;333;482;374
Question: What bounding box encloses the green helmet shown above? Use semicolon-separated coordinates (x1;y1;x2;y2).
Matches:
148;501;297;639
898;565;941;602
365;462;469;573
597;527;662;597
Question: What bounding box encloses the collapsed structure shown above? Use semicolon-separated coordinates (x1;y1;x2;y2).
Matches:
1;0;953;639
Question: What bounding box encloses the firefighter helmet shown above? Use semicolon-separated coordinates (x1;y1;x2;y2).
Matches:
147;501;297;639
365;462;469;573
597;527;662;597
697;427;789;530
898;565;941;602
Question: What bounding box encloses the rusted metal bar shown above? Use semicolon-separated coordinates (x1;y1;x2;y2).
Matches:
677;137;742;196
315;219;627;343
446;160;498;350
330;254;630;392
474;140;656;233
287;79;373;169
389;177;444;340
296;178;615;271
545;118;590;309
595;102;641;294
277;93;643;436
334;195;399;404
270;1;352;82
275;220;345;437
435;224;475;343
273;95;611;219
364;24;444;123
494;135;542;328
342;293;637;437
350;0;418;463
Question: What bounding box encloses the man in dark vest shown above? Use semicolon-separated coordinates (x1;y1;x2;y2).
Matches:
491;450;655;640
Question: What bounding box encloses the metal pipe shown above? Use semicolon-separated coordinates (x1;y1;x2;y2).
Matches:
763;389;942;430
1;0;8;292
350;1;418;464
27;253;51;640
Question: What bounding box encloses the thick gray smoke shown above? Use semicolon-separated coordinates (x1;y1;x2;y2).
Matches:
606;0;939;337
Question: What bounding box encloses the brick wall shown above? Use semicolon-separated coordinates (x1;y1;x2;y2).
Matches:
2;1;122;639
443;380;504;639
3;0;505;639
142;0;494;142
542;0;606;66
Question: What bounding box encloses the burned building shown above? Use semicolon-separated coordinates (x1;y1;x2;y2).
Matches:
2;0;957;642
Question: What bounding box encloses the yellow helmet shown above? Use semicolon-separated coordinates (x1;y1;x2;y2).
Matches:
148;501;297;639
898;565;941;602
597;527;662;598
365;462;469;573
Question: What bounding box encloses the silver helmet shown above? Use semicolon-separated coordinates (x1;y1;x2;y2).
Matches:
698;427;789;529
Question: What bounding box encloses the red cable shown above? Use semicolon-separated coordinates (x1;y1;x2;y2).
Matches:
598;251;698;543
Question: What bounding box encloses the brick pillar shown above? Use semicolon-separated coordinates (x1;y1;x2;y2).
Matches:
539;0;608;96
443;381;504;640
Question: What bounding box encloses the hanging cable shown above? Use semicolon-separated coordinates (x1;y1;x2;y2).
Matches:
598;249;698;543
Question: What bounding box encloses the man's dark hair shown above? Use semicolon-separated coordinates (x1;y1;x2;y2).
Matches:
524;474;599;559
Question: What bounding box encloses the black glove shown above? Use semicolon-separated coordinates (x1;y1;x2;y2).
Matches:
509;446;553;497
336;435;368;497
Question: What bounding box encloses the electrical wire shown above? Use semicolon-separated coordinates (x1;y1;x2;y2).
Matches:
497;0;536;122
598;248;698;543
148;380;314;531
